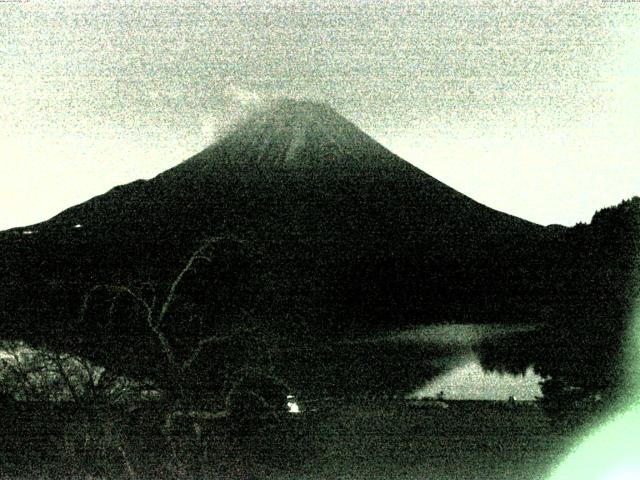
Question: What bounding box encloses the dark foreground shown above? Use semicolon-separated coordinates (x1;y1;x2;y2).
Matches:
0;399;586;480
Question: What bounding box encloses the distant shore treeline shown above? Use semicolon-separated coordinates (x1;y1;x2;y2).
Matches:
0;101;637;401
476;197;640;401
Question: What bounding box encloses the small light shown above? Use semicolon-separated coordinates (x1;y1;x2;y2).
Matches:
22;230;33;235
73;224;82;229
287;394;301;413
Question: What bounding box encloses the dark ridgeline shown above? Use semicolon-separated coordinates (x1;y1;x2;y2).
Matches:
475;197;640;401
0;99;637;399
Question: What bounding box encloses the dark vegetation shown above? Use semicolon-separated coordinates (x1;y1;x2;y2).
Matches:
475;196;640;405
0;394;587;480
0;99;637;477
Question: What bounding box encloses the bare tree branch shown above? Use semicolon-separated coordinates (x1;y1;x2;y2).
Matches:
51;353;80;403
80;284;153;326
155;253;212;330
72;236;251;401
181;327;258;371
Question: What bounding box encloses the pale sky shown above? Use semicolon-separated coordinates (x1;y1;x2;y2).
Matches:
2;1;639;230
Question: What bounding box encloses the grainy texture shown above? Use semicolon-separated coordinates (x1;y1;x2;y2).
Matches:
0;399;583;480
1;2;639;228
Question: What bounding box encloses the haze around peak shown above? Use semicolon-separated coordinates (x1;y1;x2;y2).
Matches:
2;2;639;230
215;97;348;140
197;98;391;170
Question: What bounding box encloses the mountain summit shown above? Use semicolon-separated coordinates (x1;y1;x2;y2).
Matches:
1;99;634;398
1;98;541;335
190;99;394;171
32;99;533;239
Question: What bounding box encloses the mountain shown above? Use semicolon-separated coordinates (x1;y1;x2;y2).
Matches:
0;99;637;398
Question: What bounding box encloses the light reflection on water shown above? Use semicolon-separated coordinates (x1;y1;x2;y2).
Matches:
409;352;544;401
385;323;537;348
352;323;537;348
358;323;544;401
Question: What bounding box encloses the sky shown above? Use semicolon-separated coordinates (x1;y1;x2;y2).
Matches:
2;0;640;230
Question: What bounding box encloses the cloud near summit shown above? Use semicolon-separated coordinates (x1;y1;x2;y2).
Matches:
199;86;277;144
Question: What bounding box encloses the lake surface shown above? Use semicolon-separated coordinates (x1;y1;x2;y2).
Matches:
275;323;546;400
409;352;544;400
346;323;544;400
1;323;545;402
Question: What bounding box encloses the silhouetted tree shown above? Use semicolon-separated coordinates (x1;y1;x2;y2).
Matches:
78;236;264;403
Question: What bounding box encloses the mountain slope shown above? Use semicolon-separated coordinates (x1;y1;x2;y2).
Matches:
0;99;634;397
5;99;541;328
